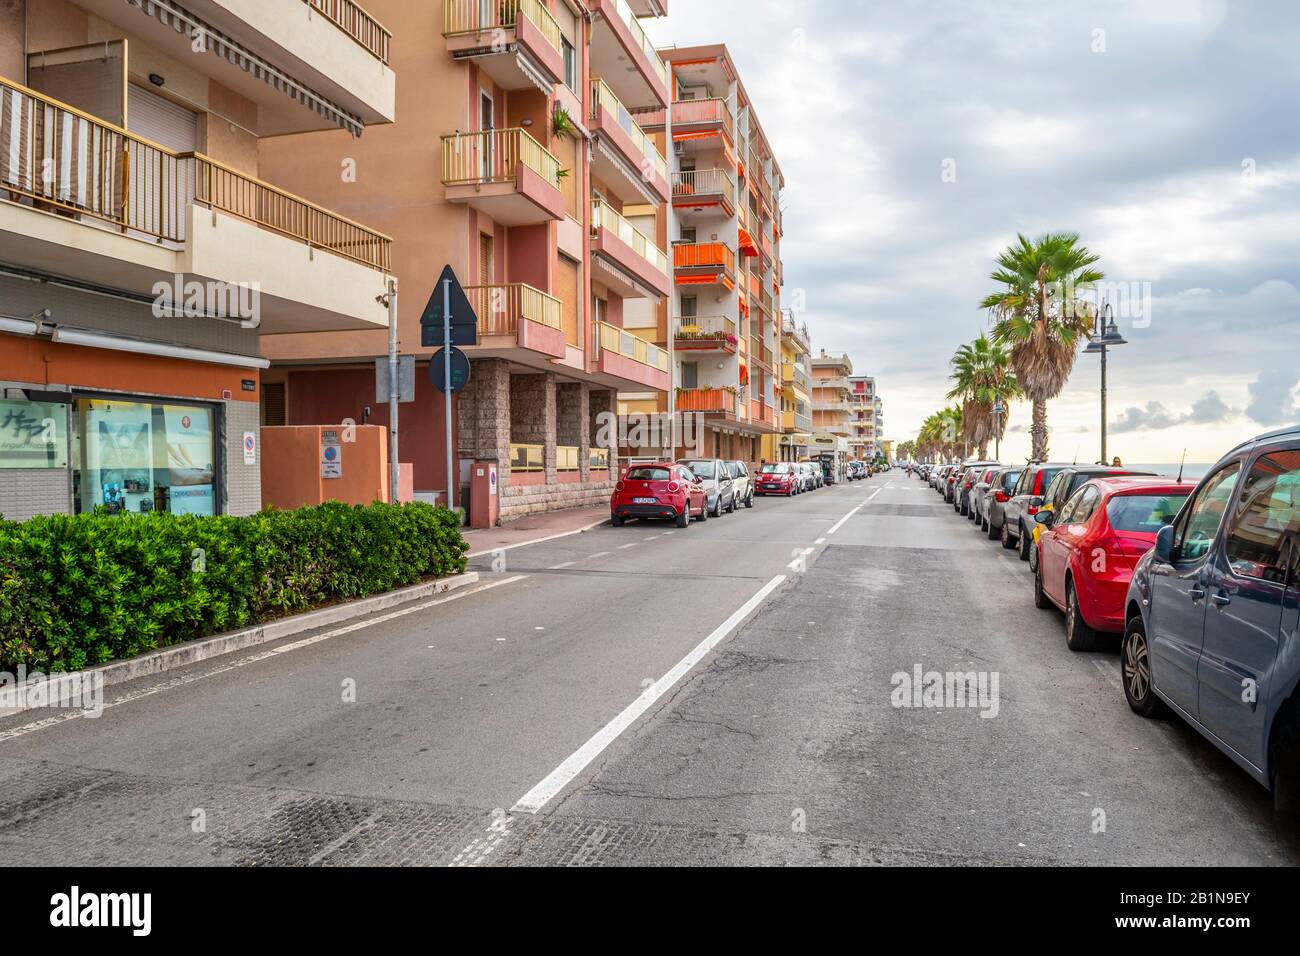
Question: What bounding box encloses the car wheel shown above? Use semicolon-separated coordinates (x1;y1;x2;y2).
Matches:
711;495;722;518
746;491;755;508
612;514;625;527
674;507;689;529
1033;557;1052;609
1018;524;1032;561
1001;521;1016;549
1064;581;1100;652
981;514;989;532
697;497;708;521
1270;707;1300;837
987;517;999;540
727;493;736;513
1028;542;1039;574
1121;616;1165;717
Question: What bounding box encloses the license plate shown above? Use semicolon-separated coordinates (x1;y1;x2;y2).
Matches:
632;497;656;504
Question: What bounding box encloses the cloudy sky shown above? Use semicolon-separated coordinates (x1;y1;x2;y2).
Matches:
646;0;1300;463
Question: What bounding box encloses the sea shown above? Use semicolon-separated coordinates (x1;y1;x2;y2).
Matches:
1117;463;1213;481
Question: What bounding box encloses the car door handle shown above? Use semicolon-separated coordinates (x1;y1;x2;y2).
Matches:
1211;592;1232;607
1187;587;1206;600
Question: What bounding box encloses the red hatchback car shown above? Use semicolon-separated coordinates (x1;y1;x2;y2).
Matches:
1034;476;1195;651
756;462;799;496
611;463;707;528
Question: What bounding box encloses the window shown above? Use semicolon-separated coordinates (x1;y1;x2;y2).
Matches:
1044;472;1066;508
1174;462;1241;563
0;398;68;469
680;295;697;318
626;466;670;481
562;38;577;91
1068;486;1103;524
71;398;217;516
680;361;698;389
1107;494;1190;534
1223;449;1300;583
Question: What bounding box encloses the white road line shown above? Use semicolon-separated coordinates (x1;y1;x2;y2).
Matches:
586;551;612;560
511;573;788;814
0;577;528;744
547;561;576;570
814;537;826;545
617;543;637;550
827;506;861;535
787;547;814;571
466;520;608;558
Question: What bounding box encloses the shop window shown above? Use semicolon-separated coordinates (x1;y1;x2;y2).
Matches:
71;398;218;516
0;398;69;469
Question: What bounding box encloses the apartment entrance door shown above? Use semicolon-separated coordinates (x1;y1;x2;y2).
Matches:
480;92;495;180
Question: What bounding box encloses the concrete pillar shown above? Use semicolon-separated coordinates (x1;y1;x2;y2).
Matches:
460;358;512;494
556;382;590;481
589;388;618;476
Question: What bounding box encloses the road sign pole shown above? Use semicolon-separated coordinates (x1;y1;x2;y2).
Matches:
444;278;454;514
387;278;399;505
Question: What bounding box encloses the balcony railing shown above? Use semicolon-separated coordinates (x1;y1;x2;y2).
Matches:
782;316;810;349
307;0;391;63
0;76;391;270
671;169;734;206
443;0;561;52
591;200;669;275
592;79;667;183
674;315;736;340
609;0;669;87
442;128;561;190
465;283;562;335
674;242;736;275
672;97;734;142
599;321;669;372
783;363;810;391
676;387;739;415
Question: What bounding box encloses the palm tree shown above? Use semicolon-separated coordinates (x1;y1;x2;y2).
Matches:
946;335;1022;458
980;232;1102;460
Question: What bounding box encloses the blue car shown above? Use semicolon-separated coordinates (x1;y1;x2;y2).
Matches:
1123;426;1300;814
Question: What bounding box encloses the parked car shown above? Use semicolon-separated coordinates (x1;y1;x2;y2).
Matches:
955;461;1000;515
726;460;755;509
1033;476;1193;650
1027;466;1156;571
611;462;707;527
968;465;1002;526
983;467;1024;539
932;464;953;492
1122;427;1300;814
1001;462;1071;560
757;462;799;496
797;461;819;492
678;458;734;516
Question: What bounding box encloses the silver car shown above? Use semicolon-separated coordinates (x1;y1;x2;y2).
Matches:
982;466;1023;538
678;458;735;516
725;460;755;509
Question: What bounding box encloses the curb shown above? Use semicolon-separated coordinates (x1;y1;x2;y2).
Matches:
0;572;481;716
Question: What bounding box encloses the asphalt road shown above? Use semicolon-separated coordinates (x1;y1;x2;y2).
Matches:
0;474;1294;865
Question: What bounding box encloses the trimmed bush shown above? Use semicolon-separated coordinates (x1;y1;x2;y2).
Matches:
0;501;467;673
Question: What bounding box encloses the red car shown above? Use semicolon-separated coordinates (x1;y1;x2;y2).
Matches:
611;462;707;527
1034;476;1195;650
756;462;799;496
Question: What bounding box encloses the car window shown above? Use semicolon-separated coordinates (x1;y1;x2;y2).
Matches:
626;467;670;481
1070;486;1103;524
1044;472;1067;507
1056;486;1088;524
1175;462;1242;563
1002;470;1022;491
1014;469;1031;495
1107;494;1190;533
735;462;748;477
1037;467;1063;496
1224;449;1300;583
683;460;714;479
760;463;790;474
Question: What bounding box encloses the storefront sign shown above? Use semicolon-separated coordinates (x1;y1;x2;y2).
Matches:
0;399;68;469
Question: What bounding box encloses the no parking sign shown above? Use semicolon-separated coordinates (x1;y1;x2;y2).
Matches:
243;431;257;465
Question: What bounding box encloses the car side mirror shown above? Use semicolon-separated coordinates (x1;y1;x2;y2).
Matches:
1154;525;1175;564
1035;510;1054;526
1029;496;1044;509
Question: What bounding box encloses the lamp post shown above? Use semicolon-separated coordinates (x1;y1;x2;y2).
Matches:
1083;301;1128;463
992;393;1004;460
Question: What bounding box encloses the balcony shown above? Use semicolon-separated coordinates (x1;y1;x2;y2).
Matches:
590;0;670;109
784;408;814;433
0;77;389;334
442;0;565;90
672;169;735;217
750;401;777;429
751;342;774;371
782;362;811;393
815;375;851;391
590;80;670;204
465;283;566;360
677;386;741;416
674;316;737;354
670;98;735;148
442;129;565;226
782;316;810;353
595;322;670;391
590;200;671;298
674;242;736;288
75;0;394;130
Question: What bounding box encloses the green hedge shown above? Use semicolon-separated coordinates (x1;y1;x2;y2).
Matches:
0;501;468;673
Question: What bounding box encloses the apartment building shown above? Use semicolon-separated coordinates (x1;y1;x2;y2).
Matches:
848;374;875;460
253;0;672;522
768;312;810;462
811;350;853;451
0;0;395;521
618;42;785;465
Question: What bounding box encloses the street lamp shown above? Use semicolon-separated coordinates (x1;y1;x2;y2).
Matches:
1083;301;1128;463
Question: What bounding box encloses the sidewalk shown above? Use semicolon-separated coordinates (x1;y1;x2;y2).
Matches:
463;505;610;556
